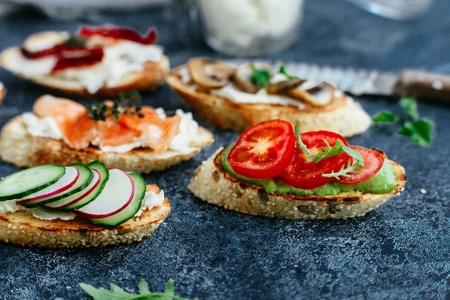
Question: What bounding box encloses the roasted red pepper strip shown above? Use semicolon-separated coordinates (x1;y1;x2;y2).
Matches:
78;26;157;45
51;47;104;72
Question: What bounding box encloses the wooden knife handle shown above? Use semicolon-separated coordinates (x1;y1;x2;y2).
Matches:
394;69;450;105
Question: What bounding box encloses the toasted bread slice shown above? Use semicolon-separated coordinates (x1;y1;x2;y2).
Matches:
0;47;169;97
188;149;407;220
167;66;372;137
0;185;170;248
0;84;5;105
0;115;213;173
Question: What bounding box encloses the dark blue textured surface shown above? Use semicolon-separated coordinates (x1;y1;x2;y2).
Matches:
0;1;449;299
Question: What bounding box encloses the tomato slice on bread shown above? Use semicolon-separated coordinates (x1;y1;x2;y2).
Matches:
227;119;295;179
337;146;384;184
277;130;351;189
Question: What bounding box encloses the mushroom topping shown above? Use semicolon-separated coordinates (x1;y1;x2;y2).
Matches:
287;81;336;107
187;58;235;89
267;78;305;95
231;63;272;94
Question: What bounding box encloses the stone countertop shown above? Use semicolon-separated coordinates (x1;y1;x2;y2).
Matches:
0;0;448;299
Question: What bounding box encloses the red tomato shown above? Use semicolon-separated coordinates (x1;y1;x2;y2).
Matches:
337;146;384;184
277;130;351;189
227;119;295;179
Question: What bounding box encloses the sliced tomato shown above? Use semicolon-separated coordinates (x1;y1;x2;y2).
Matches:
337;146;384;184
278;150;351;189
300;131;349;149
227;119;295;179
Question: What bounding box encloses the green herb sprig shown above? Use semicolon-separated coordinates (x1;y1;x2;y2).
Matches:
250;64;272;88
86;91;144;122
294;125;364;179
65;35;88;48
279;66;299;80
80;279;196;300
372;97;434;147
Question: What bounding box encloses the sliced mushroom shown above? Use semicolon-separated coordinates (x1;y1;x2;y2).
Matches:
187;58;235;89
231;63;272;94
267;78;305;95
287;81;336;107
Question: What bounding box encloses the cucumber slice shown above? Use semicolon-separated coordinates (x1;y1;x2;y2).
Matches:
45;161;109;211
0;164;65;201
21;164;93;208
17;166;80;206
86;172;146;227
74;169;135;219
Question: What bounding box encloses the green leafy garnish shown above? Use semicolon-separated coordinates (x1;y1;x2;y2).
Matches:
279;66;298;80
322;147;364;180
65;35;87;48
371;112;399;122
79;279;196;300
86;91;144;122
250;64;272;88
372;97;434;147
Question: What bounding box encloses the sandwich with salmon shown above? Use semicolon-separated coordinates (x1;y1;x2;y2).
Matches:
1;25;169;97
167;58;372;137
189;119;407;219
0;161;170;248
0;94;213;172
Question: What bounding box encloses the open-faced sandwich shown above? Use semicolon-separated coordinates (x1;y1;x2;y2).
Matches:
1;25;168;97
0;82;5;105
0;161;170;248
167;58;372;137
189;119;407;219
0;94;213;172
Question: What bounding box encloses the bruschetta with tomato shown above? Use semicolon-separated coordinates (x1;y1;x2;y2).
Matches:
1;25;168;97
188;119;407;219
0;161;170;248
167;58;372;137
0;94;213;173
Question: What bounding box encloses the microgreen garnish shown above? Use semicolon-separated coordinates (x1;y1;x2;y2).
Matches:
322;147;364;179
294;125;364;179
65;35;87;48
372;97;434;147
80;279;196;300
279;66;299;80
86;91;144;122
250;64;272;88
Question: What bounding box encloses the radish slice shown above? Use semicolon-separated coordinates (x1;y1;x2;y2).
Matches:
74;169;135;218
44;169;101;210
17;166;79;204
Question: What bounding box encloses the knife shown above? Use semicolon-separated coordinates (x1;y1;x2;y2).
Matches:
281;63;450;105
225;59;450;105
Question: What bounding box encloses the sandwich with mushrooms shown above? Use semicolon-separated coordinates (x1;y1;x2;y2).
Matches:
0;161;170;248
167;58;372;137
189;119;406;219
1;25;169;97
0;94;213;173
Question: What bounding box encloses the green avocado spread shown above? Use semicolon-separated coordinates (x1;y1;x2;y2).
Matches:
221;146;398;196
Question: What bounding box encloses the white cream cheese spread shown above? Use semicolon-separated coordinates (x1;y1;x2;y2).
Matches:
135;189;165;217
7;33;163;94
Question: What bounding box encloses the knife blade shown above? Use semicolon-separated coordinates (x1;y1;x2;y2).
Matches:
281;63;450;105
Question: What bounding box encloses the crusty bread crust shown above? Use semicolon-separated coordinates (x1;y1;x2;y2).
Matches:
0;86;5;105
167;67;372;137
188;149;407;220
0;115;214;173
0;186;171;248
0;47;169;97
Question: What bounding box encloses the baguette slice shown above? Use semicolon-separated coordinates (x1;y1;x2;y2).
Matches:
0;47;169;98
188;149;407;220
0;185;170;248
0;115;213;173
167;66;372;137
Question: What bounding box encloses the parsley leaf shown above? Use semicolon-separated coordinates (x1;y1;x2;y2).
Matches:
372;97;434;147
399;97;419;120
79;279;196;300
371;112;399;123
279;66;298;80
250;64;272;88
65;36;87;48
86;91;144;122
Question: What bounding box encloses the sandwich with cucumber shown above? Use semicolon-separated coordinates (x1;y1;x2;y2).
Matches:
0;161;170;248
188;119;407;219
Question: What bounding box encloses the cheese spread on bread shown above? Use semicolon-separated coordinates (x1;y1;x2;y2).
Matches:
7;37;163;94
